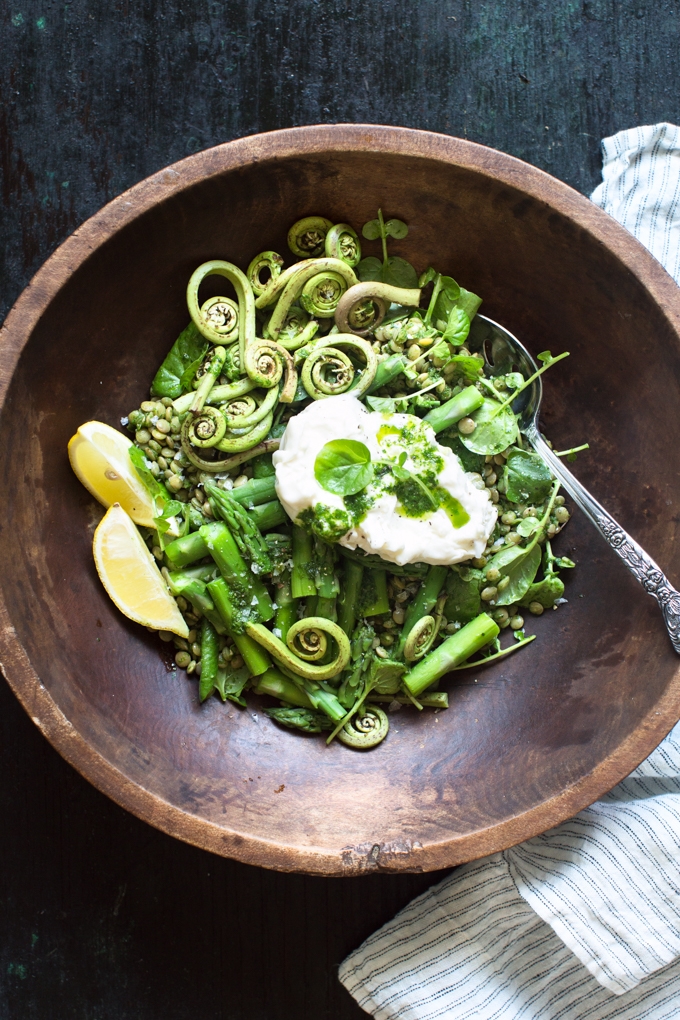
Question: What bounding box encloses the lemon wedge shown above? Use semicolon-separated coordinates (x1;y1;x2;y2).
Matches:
68;420;156;527
93;503;189;638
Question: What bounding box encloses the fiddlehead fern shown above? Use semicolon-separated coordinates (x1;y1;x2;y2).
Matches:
172;377;255;416
245;618;351;680
197;296;239;345
221;385;279;429
334;281;421;336
403;615;437;663
287;216;333;257
243;338;298;403
214;411;274;452
300;334;377;399
300;271;351;319
177;437;281;474
247;251;285;297
182;406;227;448
275;306;320;351
337;707;389;749
324;223;362;267
187;261;256;353
265;258;358;340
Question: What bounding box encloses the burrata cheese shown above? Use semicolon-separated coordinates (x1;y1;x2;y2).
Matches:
273;394;497;567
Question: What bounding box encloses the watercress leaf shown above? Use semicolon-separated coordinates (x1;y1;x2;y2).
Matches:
537;350;554;364
443;306;471;346
504;449;553;504
485;543;528;575
504;372;525;390
519;573;565;609
494;543;542;605
159;499;184;519
449;354;483;382
383;256;419;288
567;451;578;462
418;266;438;287
457;286;482;320
128;445;170;505
215;664;251;705
384;218;408;239
355;256;383;282
513;629;526;641
440;275;461;301
460;398;518;456
150;322;208;398
314;439;373;496
432;276;461;324
361;219;382;240
515;516;540;538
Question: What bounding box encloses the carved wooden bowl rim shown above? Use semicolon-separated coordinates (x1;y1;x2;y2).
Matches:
2;124;680;875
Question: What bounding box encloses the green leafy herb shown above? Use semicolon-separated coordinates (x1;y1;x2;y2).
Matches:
215;664;251;705
128;445;170;506
519;574;565;609
357;209;418;288
314;440;374;496
457;287;483;321
460;398;518;456
515;516;541;538
150;322;209;399
493;543;542;606
442;305;471;346
504;449;553;504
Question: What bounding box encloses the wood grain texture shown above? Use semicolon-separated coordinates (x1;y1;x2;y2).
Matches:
3;124;680;878
2;3;680;1018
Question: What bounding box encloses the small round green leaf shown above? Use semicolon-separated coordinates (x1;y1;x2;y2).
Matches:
385;218;409;239
361;219;382;240
314;440;374;496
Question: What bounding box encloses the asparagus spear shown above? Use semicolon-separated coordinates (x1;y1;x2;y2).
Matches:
291;526;316;598
198;618;220;701
207;577;272;676
200;521;274;622
403;613;500;697
337;559;363;636
205;482;272;573
250;500;287;531
228;476;277;508
164;530;209;569
424;385;484;434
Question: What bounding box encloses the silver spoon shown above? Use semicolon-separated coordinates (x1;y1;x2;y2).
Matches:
467;314;680;654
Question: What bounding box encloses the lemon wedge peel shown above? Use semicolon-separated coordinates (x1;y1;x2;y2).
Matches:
93;503;189;639
68;420;157;528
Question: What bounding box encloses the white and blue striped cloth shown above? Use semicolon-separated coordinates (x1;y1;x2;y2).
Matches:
339;124;680;1019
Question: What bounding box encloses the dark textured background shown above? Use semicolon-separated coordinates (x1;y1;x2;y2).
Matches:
2;1;680;1016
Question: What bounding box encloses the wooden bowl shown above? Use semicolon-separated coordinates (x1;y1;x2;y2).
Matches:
2;125;680;876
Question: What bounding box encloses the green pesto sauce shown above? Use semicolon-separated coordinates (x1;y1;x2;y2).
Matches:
344;490;374;525
298;504;352;542
436;486;470;528
394;478;436;518
377;424;401;443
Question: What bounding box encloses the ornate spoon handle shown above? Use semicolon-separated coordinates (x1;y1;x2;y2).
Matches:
524;422;680;654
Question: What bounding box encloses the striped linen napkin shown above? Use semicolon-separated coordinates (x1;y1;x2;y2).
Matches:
339;123;680;1020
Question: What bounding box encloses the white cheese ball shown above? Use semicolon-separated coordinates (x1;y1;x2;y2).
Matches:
273;394;497;566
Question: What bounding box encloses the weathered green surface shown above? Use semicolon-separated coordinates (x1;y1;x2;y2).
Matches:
1;2;680;1017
